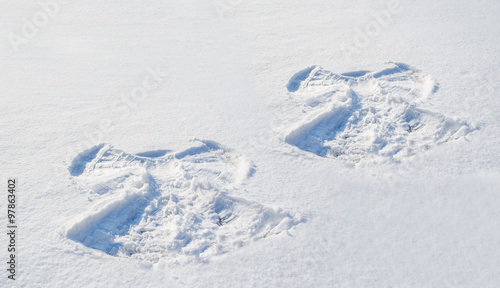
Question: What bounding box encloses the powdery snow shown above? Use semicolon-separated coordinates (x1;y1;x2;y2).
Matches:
66;141;302;263
276;63;476;162
1;0;499;287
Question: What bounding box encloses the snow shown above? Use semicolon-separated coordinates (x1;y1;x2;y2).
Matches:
66;141;301;263
276;63;476;162
1;0;500;287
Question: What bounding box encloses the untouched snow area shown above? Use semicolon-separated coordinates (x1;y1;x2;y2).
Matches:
1;0;500;287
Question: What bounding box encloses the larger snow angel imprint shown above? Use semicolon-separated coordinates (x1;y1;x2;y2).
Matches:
66;140;302;263
276;63;476;162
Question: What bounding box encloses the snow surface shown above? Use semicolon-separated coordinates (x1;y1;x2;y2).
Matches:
1;0;500;287
66;141;302;263
277;63;476;161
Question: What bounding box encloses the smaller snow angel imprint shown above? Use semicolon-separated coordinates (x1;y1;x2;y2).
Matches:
277;62;477;162
66;140;303;263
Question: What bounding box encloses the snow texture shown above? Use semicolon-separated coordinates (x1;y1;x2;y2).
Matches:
277;63;476;162
2;0;499;287
66;140;302;263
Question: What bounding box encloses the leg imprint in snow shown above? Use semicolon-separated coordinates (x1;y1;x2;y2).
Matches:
66;140;302;262
277;62;476;162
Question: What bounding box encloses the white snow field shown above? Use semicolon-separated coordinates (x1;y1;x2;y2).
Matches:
1;0;500;287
